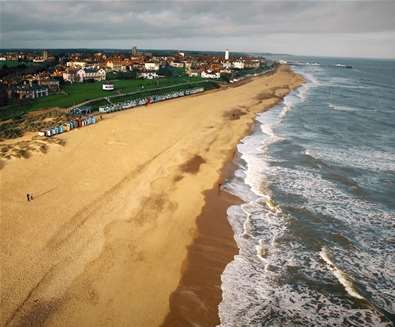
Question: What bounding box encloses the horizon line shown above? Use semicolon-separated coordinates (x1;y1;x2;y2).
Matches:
1;47;394;61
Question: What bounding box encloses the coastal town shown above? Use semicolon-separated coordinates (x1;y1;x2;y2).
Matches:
0;47;267;106
0;47;270;141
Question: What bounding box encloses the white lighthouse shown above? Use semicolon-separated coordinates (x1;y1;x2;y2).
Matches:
225;49;229;61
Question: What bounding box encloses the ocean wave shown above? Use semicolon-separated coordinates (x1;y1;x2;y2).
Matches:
218;62;394;327
328;103;359;112
306;147;395;172
319;247;365;300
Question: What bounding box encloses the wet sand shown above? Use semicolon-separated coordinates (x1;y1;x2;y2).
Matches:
0;65;303;327
161;158;240;327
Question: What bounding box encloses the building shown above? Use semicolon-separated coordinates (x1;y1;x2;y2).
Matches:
14;84;49;100
222;61;231;69
232;61;245;69
76;68;106;82
138;72;159;79
244;59;260;69
106;60;127;72
201;70;220;79
144;62;160;71
66;61;87;69
102;83;114;91
39;79;60;92
132;46;138;56
62;68;79;83
225;49;229;61
43;50;48;60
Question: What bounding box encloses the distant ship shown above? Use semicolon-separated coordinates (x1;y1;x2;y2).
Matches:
335;63;353;69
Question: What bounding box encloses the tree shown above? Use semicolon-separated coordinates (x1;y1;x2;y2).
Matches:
0;83;9;107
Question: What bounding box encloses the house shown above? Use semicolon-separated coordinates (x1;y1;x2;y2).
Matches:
138;71;159;79
144;62;160;71
66;61;87;69
222;61;231;69
244;60;260;69
39;79;60;92
201;70;220;79
14;84;48;100
63;68;79;83
232;61;245;69
106;60;127;72
76;68;106;82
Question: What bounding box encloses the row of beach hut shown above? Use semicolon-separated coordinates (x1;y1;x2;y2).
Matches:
38;116;97;137
99;87;205;114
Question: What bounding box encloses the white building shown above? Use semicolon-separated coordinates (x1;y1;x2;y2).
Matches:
106;60;127;72
76;68;106;82
225;49;229;61
102;83;114;91
62;69;78;83
139;72;159;79
222;61;231;69
232;61;245;69
201;70;220;79
15;85;49;100
66;61;87;69
144;62;160;71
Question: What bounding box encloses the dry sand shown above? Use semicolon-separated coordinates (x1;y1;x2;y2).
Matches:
0;65;303;327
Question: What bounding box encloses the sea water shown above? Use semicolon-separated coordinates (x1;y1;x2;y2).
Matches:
219;57;395;326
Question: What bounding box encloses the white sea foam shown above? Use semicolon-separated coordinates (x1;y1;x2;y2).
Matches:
328;103;359;112
218;63;394;327
306;146;395;172
320;247;365;300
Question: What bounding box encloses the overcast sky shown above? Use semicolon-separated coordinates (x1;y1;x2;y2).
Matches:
1;0;395;59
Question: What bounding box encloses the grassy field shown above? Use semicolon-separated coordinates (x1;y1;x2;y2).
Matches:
0;76;205;120
0;60;36;68
106;81;218;106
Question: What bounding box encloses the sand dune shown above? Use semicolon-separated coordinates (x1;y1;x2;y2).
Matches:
0;66;303;327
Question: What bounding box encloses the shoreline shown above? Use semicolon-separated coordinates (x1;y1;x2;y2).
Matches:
1;65;303;327
161;71;304;327
161;153;241;327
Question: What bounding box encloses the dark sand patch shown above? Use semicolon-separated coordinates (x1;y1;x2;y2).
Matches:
180;155;206;174
223;107;247;121
12;299;61;327
161;160;240;327
173;175;184;183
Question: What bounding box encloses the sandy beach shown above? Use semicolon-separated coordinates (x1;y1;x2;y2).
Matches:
0;65;303;327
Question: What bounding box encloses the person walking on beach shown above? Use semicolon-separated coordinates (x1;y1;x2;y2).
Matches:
26;193;30;201
30;193;33;201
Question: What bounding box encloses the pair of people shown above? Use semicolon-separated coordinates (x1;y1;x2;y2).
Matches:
26;193;34;201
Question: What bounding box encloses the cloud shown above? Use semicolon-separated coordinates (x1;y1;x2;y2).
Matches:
1;0;395;58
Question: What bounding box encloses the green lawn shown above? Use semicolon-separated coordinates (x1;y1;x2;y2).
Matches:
0;76;206;120
106;81;217;106
0;60;36;68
